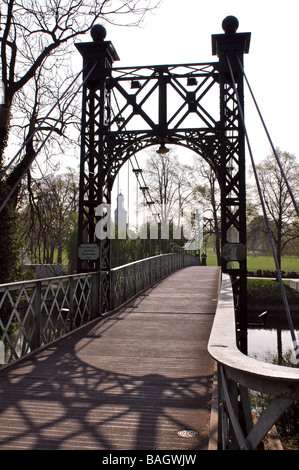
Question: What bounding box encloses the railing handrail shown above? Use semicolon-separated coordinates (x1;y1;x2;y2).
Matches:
0;253;192;290
208;274;299;398
208;273;299;450
0;271;95;290
111;253;183;272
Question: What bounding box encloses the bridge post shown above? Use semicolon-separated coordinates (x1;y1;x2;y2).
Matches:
75;25;119;312
212;17;251;353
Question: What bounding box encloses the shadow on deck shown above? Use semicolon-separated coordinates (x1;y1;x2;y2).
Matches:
0;266;221;450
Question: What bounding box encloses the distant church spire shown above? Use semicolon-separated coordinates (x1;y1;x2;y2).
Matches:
114;193;127;238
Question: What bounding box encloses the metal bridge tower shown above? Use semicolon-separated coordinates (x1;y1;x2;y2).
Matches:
212;16;250;351
75;16;251;349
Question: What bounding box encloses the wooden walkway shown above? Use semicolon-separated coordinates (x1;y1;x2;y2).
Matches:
0;266;221;451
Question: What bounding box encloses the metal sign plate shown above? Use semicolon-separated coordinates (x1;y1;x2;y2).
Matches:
78;244;100;261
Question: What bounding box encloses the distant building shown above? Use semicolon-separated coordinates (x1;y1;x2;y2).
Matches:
114;193;127;237
20;248;31;265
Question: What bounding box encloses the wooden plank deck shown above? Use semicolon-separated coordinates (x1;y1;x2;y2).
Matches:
0;266;221;451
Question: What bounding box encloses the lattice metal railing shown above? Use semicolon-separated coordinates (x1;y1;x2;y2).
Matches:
0;273;98;365
208;274;299;450
0;254;198;366
111;253;198;310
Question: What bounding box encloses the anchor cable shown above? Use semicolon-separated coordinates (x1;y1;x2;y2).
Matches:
110;86;160;222
226;53;299;365
236;54;299;218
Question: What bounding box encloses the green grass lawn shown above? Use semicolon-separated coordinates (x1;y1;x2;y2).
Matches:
247;255;299;273
204;250;299;275
247;278;299;304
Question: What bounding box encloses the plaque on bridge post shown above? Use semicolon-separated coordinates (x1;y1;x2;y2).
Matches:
78;244;100;261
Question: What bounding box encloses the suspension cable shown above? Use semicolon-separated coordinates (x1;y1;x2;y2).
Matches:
236;53;299;218
130;155;160;222
226;53;299;365
110;87;160;222
0;62;98;215
0;65;87;182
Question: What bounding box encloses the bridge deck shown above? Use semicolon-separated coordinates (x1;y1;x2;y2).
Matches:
0;266;221;450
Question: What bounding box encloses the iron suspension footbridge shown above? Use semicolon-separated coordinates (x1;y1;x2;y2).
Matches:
0;16;298;450
1;15;298;360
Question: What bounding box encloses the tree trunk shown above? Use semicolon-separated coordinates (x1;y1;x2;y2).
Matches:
0;105;11;164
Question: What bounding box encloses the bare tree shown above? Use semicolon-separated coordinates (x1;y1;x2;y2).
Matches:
143;148;194;234
19;168;79;264
192;155;221;264
0;0;161;281
1;0;161;170
255;148;299;269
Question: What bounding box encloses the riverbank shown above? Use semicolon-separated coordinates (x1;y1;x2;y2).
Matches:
247;278;299;327
247;277;299;450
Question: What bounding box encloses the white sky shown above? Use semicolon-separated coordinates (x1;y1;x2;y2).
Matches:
102;0;299;161
72;0;299;223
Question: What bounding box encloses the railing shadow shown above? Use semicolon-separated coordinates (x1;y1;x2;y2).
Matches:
0;317;213;450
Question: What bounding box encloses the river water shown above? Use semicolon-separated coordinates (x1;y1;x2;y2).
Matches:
248;327;299;364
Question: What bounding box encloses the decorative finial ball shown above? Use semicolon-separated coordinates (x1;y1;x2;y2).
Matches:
222;16;239;34
90;24;107;42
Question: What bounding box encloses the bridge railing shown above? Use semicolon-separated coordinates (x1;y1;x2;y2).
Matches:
0;253;198;366
111;252;198;310
0;272;97;365
208;273;299;450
